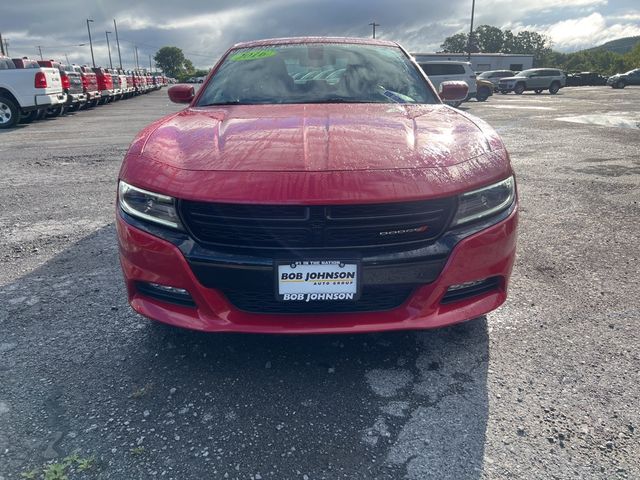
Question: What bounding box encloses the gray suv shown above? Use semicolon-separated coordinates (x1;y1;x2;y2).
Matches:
498;68;566;95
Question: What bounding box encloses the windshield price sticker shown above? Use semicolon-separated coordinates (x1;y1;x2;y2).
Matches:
277;261;359;302
230;50;277;61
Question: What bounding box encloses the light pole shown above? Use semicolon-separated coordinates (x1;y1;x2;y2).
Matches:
86;19;95;67
369;21;380;39
113;19;123;69
467;0;476;61
134;45;139;69
37;45;43;60
105;31;113;69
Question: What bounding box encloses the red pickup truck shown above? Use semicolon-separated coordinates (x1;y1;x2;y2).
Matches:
78;65;100;108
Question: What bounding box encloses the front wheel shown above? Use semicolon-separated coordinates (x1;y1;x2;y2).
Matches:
549;82;560;95
616;80;626;89
514;83;525;95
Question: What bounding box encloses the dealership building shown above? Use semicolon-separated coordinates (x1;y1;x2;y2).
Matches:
411;53;534;72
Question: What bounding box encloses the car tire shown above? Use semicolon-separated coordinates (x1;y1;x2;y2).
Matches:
48;106;66;117
534;89;543;94
0;95;20;129
514;83;525;95
500;90;508;95
549;82;560;95
20;110;39;124
616;80;626;89
476;87;490;102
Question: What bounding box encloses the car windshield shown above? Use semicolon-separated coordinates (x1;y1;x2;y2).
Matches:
477;72;491;79
197;43;437;106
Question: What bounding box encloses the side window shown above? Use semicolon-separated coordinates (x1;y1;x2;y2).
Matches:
420;64;443;76
445;65;466;75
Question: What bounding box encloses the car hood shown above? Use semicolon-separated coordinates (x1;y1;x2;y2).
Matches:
499;76;522;82
136;104;496;172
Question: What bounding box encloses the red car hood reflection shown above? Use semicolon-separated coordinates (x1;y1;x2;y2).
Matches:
140;104;494;172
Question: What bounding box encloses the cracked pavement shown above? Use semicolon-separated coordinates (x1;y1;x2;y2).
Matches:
1;86;639;479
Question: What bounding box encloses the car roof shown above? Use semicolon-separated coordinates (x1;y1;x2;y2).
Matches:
233;36;398;49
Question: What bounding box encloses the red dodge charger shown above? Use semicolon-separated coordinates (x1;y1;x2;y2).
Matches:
116;37;518;334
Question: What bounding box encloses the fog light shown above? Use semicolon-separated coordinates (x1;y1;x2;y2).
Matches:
441;277;500;304
136;281;196;307
447;279;487;292
148;283;189;295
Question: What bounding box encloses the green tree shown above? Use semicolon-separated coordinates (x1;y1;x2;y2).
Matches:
154;46;189;78
624;42;640;68
440;33;468;53
474;25;504;52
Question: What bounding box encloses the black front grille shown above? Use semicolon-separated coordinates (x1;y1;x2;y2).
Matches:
222;285;414;314
180;198;455;251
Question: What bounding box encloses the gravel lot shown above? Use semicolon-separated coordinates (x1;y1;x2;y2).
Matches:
1;86;638;480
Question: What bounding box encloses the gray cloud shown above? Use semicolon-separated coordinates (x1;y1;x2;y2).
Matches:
1;0;636;69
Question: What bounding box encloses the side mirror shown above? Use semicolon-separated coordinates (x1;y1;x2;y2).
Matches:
439;81;469;102
168;84;195;104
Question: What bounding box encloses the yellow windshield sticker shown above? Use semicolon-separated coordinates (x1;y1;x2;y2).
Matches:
230;50;277;61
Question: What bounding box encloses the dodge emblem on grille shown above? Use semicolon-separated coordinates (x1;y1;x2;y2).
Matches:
378;225;429;236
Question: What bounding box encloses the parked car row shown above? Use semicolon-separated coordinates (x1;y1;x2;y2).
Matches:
0;56;171;129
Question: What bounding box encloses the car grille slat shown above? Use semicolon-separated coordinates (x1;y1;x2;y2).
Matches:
180;198;455;251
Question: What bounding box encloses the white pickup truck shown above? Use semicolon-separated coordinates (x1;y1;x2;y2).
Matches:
0;56;67;129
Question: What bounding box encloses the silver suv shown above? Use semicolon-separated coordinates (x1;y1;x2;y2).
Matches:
477;70;515;88
498;68;566;95
417;61;477;107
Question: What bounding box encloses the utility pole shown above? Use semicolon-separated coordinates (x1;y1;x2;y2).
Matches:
37;45;43;60
369;22;380;39
0;32;5;56
149;54;152;72
86;19;95;67
467;0;476;61
65;53;70;65
113;19;123;69
105;31;113;68
4;38;9;56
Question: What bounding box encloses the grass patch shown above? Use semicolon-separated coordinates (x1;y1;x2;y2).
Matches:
21;453;96;480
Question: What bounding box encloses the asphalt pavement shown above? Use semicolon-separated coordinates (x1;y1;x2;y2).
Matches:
1;86;638;479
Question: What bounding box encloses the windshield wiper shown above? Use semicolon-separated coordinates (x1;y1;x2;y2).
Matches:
304;98;379;104
200;101;247;106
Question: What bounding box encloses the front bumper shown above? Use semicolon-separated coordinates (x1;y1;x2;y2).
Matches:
117;204;518;334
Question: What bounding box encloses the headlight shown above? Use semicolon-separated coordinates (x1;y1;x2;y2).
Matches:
118;181;182;229
451;176;515;227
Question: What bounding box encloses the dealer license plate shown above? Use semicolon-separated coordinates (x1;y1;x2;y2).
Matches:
276;260;359;302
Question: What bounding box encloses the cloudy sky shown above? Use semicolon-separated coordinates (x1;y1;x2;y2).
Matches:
1;0;639;69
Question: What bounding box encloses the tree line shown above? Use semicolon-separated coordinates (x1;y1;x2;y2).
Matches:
441;25;640;75
153;46;209;81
